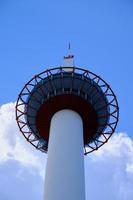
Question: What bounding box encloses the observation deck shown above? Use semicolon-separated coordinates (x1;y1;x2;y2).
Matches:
16;56;119;154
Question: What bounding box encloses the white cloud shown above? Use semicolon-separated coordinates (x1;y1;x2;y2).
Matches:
0;102;46;200
0;102;46;170
85;133;133;200
0;102;133;200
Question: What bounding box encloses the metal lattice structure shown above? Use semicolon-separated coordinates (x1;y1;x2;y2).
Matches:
16;66;119;155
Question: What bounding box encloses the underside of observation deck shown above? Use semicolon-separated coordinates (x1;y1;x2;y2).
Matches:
16;67;119;154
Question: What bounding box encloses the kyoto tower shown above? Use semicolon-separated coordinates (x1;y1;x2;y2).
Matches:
16;48;119;200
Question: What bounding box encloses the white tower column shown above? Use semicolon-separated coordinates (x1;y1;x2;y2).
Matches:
44;109;85;200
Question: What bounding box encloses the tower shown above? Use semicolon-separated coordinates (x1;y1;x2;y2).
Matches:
16;52;119;200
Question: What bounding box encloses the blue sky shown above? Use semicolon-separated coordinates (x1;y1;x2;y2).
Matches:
0;0;133;136
0;0;133;199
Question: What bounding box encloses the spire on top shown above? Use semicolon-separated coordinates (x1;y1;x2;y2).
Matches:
64;42;74;59
63;43;75;69
68;42;70;50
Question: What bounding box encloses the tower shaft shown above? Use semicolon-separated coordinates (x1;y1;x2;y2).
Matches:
44;109;85;200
